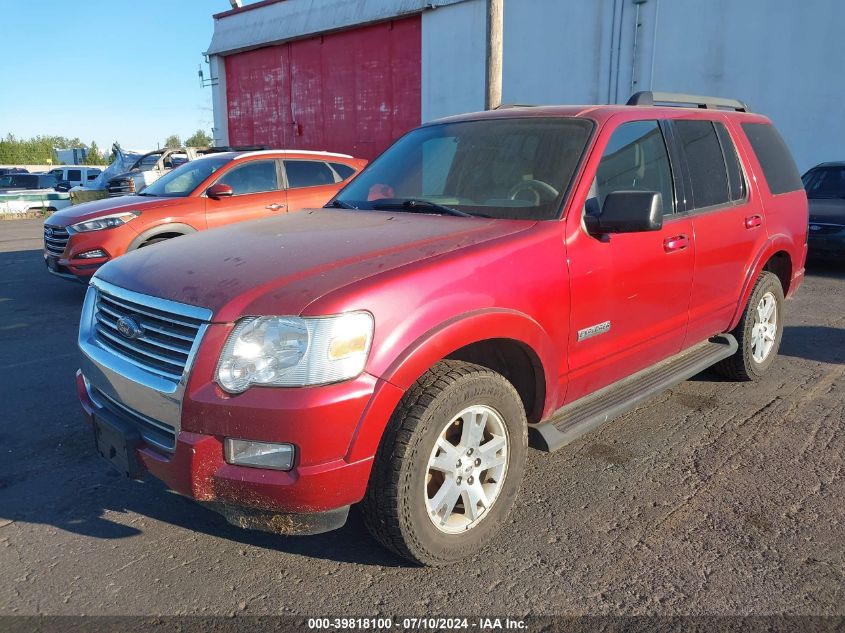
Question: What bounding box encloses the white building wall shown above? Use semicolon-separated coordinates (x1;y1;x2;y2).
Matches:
497;0;844;171
209;55;229;147
421;0;487;121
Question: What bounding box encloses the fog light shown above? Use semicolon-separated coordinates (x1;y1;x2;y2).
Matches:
77;249;107;259
224;439;295;471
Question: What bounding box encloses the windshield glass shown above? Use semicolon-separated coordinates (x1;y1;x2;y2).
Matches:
140;156;229;197
803;166;845;199
333;117;593;220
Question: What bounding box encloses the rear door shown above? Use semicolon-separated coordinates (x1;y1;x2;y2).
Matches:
671;118;767;345
565;119;695;402
205;158;287;229
283;159;344;210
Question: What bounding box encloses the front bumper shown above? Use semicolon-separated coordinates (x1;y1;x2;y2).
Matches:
808;233;845;259
77;368;382;530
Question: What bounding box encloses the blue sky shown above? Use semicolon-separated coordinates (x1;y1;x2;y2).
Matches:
0;0;222;151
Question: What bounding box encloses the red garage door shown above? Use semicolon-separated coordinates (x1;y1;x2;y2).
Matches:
225;16;421;160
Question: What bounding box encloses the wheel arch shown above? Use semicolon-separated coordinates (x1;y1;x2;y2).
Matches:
127;222;197;251
346;309;558;463
729;237;795;331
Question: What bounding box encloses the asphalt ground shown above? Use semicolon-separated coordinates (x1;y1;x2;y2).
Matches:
0;219;842;618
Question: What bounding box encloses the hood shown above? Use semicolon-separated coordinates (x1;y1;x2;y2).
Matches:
45;195;184;226
96;209;535;321
808;198;845;224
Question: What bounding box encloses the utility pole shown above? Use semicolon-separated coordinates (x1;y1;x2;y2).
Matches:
485;0;503;110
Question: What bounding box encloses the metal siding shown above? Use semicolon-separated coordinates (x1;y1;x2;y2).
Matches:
225;17;421;159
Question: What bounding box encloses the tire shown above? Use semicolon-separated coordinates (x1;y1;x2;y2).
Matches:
715;271;784;381
361;360;527;566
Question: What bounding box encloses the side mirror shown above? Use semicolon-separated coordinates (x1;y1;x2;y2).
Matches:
206;183;233;200
584;190;663;235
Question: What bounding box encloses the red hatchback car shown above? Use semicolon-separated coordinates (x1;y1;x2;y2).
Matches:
44;150;366;281
77;93;807;565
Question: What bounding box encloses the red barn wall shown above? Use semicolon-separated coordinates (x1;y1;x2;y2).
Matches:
225;16;421;160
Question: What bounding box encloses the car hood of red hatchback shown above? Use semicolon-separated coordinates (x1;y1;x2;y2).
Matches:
46;195;184;226
94;208;535;321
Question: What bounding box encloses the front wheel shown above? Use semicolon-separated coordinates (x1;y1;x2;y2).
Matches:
361;361;527;566
715;271;784;381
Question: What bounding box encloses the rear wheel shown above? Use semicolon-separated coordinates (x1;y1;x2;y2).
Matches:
715;271;784;381
361;361;527;566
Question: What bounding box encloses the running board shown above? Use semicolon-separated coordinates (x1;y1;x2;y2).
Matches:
528;334;738;453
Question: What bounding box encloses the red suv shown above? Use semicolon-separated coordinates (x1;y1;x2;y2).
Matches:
44;150;366;281
76;92;807;565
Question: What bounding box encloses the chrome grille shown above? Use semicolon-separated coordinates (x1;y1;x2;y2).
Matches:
44;225;69;255
93;288;205;381
808;222;843;236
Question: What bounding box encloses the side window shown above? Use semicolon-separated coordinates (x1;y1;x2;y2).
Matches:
49;169;63;179
714;123;746;202
329;162;357;181
741;122;803;195
87;170;100;181
594;120;675;215
284;160;336;188
217;160;279;195
67;169;82;182
675;120;730;209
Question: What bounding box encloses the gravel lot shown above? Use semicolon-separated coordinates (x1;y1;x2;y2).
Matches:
0;219;842;617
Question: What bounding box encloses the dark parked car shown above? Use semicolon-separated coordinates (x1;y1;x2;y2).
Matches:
0;167;29;177
0;173;58;193
802;162;845;259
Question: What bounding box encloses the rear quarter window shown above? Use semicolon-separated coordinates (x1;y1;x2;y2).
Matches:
741;123;803;195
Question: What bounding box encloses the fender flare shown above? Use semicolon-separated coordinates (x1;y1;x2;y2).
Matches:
345;308;558;462
127;222;197;251
728;234;795;330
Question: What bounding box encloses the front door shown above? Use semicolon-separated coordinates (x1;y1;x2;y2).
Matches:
205;159;287;229
564;119;695;403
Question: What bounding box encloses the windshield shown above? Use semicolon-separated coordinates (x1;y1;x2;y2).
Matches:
333;117;593;220
140;156;229;197
803;166;845;199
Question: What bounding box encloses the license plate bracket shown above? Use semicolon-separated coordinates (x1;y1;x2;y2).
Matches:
92;413;143;480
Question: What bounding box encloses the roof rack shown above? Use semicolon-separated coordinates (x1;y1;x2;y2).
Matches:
627;91;750;113
494;103;537;110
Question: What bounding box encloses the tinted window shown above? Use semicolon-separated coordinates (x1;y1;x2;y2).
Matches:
594;120;674;215
67;169;82;181
330;162;356;181
714;123;746;202
742;123;803;195
803;166;845;199
285;160;336;188
0;175;37;188
218;160;279;195
676;120;730;209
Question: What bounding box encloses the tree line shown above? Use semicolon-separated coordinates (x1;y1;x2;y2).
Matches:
0;129;213;165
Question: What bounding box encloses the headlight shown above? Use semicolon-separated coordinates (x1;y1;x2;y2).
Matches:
70;211;139;232
216;312;374;393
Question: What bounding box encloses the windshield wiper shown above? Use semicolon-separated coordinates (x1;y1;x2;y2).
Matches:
326;199;358;209
371;198;471;217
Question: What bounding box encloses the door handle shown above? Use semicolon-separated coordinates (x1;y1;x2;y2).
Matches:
265;203;286;211
663;234;689;252
745;214;763;229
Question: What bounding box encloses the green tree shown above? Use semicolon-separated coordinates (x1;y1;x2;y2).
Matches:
85;141;103;165
163;134;182;149
185;129;213;147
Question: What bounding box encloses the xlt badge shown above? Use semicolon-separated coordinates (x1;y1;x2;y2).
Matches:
577;320;611;342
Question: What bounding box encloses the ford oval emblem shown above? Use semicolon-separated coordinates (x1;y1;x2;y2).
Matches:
116;316;143;340
809;224;821;231
45;227;54;237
